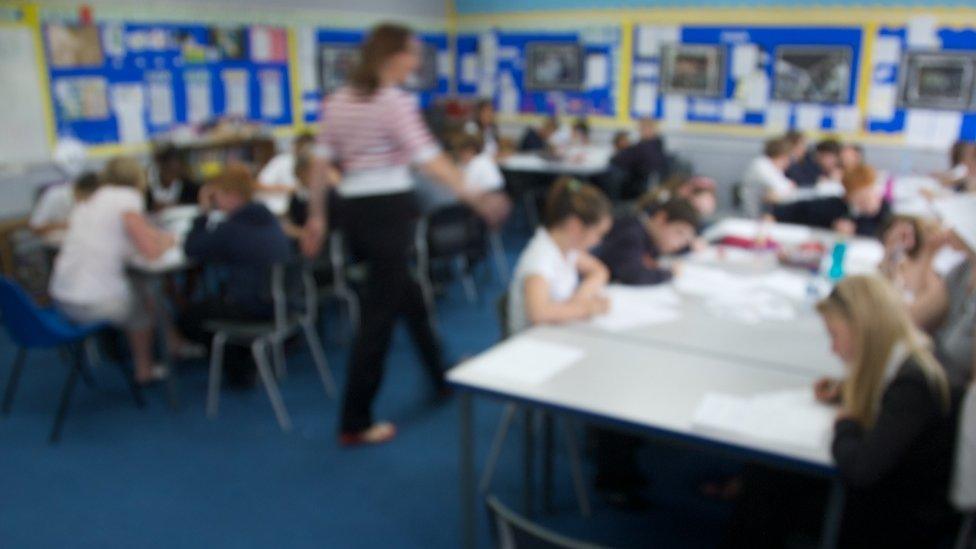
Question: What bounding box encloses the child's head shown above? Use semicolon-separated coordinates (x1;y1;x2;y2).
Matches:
880;215;924;259
638;119;657;140
782;130;806;161
475;98;495;127
612;130;631;152
639;196;700;254
662;175;717;219
540;115;559;138
816;275;948;426
209;162;255;212
293;132;315;154
842;164;882;215
763;137;793;169
840;143;864;171
571;118;590;144
103;157;148;192
72;171;100;202
543;177;612;250
451;133;484;164
154;145;185;186
814;138;841;173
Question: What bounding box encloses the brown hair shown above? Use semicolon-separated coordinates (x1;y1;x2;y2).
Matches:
763;137;792;159
210;162;255;201
103;157;147;191
543;177;611;229
452;133;484;156
815;138;842;155
638;193;700;228
73;171;100;201
880;215;925;259
782;130;805;148
350;23;413;97
842;164;877;195
950;140;972;166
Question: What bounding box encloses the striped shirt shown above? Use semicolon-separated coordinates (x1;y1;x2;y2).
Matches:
317;86;441;198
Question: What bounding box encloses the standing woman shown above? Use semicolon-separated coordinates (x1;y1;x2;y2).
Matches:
308;24;509;446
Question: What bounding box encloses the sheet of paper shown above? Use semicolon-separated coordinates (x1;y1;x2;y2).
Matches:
636;25;679;58
222;69;249;117
740;71;770;111
934;195;976;252
754;270;813;302
258;69;283;119
907;15;940;49
146;71;174;126
905;109;962;149
692;389;834;451
462;337;584;386
297;27;317;93
873;35;902;66
250;26;272;62
589;285;682;332
732;44;759;79
477;33;498;98
832;105;862;133
101;22;125;58
690;98;721;119
663;95;686;129
110;84;146;144
437;50;451;78
764;101;790;132
632;62;658;80
585;54;608;89
708;218;813;244
460;54;478;84
185;69;211;124
721;101;745;123
795;104;823;131
632;82;657;117
867;83;897;121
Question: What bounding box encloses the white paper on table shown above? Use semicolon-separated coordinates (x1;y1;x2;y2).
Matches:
832;105;862;133
755;270;813;302
873;35;902;66
933;195;976;253
258;69;283;119
222;69;249;117
795;104;823;131
460;54;478;84
692;389;834;451
764;101;791;132
636;25;678;58
110;84;146;144
146;71;174;126
721;101;745;123
867;83;897;121
740;71;770;111
185;70;211;124
632;82;657;117
907;15;940;49
933;248;967;277
297;27;317;93
674;264;756;298
632;62;659;80
437;51;451;78
589;285;682;332
844;239;885;274
663;95;687;129
732;44;759;79
462;337;584;386
585;54;609;89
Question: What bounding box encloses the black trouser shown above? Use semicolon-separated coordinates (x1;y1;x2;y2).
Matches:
338;192;446;433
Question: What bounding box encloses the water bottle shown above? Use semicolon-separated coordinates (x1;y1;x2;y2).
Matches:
828;240;847;282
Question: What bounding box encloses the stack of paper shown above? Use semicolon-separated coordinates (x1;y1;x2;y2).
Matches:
461;338;584;386
692;389;834;451
589;285;681;332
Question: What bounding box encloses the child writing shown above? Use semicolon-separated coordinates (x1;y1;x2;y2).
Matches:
772;164;890;237
29;171;100;238
508;178;612;334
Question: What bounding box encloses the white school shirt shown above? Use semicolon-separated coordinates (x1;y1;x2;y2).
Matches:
464;120;499;157
741;155;796;217
29;184;74;229
49;186;144;305
463;153;504;193
256;152;297;215
508;228;581;335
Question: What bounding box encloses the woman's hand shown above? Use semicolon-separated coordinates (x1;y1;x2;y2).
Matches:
299;215;327;259
467;191;512;229
814;376;843;404
832;218;857;236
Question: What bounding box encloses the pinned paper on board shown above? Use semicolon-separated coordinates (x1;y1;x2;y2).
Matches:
873;35;902;66
222;69;249;117
460;54;478;84
437;51;451;78
110;83;146;144
904;109;963;149
632;62;659;80
731;44;759;79
297;27;317;93
906;15;940;49
833;105;862;133
737;70;770;111
794;104;823;131
636;25;679;58
258;69;283;119
662;95;687;129
54;76;109;120
632;82;657;117
146;70;174;126
101;22;125;58
868;83;897;121
585;54;608;89
249;26;287;63
185;69;212;124
721;101;745;123
690;98;721;119
764;101;790;132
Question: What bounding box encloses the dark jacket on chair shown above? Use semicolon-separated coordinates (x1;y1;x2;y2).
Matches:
609;137;668;191
772;197;891;237
832;357;961;548
184;202;292;315
594;214;672;286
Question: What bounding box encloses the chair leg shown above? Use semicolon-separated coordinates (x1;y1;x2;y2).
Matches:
109;343;146;409
206;333;227;420
49;351;82;444
252;339;292;431
302;319;336;399
560;418;591;518
83;338;102;370
272;336;287;379
480;402;520;493
489;232;509;283
456;256;478;304
61;346;96;390
2;348;27;415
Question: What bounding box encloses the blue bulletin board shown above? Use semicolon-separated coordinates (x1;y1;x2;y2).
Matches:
455;33;480;96
631;25;863;132
494;28;618;116
44;20;293;145
301;29;451;124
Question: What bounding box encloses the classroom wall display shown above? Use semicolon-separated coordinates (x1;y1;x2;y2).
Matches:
408;42;439;91
455;33;481;96
659;43;726;97
317;43;360;96
524;42;584;91
773;46;852;104
43;19;294;145
898;51;976;111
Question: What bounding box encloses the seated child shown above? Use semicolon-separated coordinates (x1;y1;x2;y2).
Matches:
741;137;797;217
772;164;890;237
612;130;631;153
29;171;100;237
878;215;944;303
786;137;842;187
147;145;201;212
508;177;612;335
594;196;699;285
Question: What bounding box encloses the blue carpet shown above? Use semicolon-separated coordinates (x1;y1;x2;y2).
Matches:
0;229;739;548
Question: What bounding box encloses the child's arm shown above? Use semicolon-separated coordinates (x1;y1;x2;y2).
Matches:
123;212;175;261
575;252;610;299
524;274;606;326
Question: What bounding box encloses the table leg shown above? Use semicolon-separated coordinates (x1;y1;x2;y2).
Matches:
459;392;475;549
543;413;554;513
523;407;535;518
820;479;845;549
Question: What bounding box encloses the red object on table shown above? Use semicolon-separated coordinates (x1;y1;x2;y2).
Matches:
718;235;780;251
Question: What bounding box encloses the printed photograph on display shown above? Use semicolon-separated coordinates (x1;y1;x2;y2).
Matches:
898;51;976;110
407;42;438;91
773;46;852;104
524;42;584;91
45;23;104;68
660;44;726;97
209;27;247;60
318;44;361;95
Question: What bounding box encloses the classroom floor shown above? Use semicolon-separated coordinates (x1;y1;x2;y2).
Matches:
0;228;745;549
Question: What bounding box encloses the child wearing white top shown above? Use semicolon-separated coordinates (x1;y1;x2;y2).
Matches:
50;157;176;385
508;178;612;335
255;133;315;216
29;172;100;237
740;137;797;218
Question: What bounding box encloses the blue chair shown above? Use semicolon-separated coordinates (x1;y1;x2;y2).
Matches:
0;277;144;443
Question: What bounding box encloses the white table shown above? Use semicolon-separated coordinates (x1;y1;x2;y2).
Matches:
451;326;844;548
500;147;612;178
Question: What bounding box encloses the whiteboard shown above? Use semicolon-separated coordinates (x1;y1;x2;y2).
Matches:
0;25;50;166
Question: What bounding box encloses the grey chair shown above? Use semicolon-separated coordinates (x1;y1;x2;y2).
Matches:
957;513;975;549
314;231;360;344
485;496;611;549
416;204;489;308
204;262;336;431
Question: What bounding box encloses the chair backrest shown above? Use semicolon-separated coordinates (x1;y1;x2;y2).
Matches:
485;496;610;549
496;290;511;341
0;276;71;347
423;204;488;259
6;228;54;305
